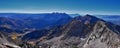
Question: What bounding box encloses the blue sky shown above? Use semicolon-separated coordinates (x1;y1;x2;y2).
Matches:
0;0;120;15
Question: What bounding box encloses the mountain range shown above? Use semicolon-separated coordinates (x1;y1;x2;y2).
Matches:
0;13;120;48
0;13;72;29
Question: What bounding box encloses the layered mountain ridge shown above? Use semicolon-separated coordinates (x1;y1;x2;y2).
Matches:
0;13;72;29
0;13;120;48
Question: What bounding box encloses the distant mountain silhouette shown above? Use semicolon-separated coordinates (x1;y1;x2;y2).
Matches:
0;13;72;29
0;17;29;30
96;15;120;26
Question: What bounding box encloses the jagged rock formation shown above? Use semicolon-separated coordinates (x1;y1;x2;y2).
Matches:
83;21;120;48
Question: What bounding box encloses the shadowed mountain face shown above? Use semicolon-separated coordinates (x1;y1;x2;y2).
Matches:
0;13;120;48
19;14;120;48
21;15;102;41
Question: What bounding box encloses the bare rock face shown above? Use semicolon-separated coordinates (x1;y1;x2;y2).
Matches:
83;21;120;48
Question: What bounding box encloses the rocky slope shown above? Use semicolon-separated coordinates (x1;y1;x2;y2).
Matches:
0;32;21;48
83;21;120;48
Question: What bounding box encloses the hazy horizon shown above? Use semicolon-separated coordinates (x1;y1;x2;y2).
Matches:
0;0;120;15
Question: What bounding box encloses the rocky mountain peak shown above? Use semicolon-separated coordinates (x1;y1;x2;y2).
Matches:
83;21;120;48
